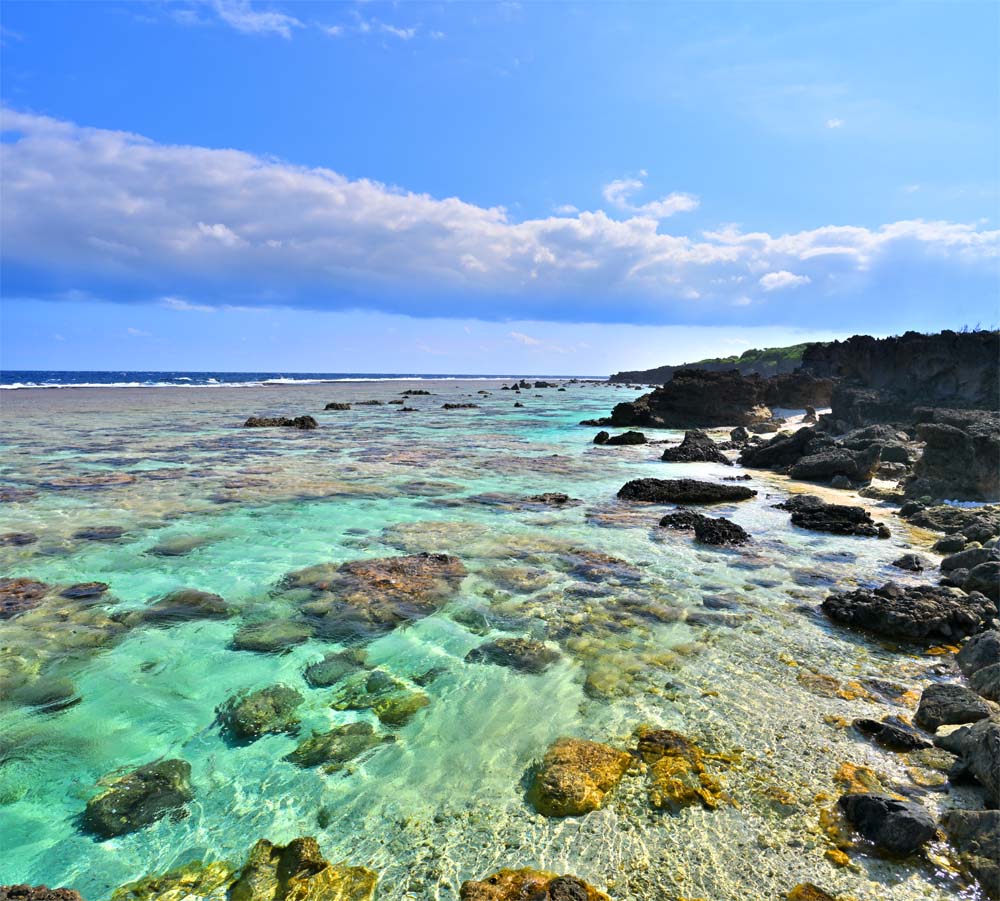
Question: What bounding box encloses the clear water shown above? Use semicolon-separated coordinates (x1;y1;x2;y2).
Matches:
0;381;975;899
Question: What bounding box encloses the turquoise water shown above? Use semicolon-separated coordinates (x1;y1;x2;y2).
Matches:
0;382;974;899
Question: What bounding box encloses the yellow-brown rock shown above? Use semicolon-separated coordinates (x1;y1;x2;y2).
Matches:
635;728;728;811
529;737;632;817
459;868;610;901
112;861;234;901
787;884;836;901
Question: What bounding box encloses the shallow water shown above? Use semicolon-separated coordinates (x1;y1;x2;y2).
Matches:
0;381;977;899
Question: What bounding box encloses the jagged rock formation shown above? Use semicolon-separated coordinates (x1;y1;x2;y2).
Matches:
609;342;812;383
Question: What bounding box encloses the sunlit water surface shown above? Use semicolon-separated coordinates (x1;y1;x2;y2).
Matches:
0;382;975;899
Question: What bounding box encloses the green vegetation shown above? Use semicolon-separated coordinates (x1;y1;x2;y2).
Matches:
609;343;811;383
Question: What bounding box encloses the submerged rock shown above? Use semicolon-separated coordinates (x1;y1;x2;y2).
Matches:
123;589;231;627
9;677;81;713
786;886;835;901
777;495;890;538
940;808;1000;899
617;478;756;504
465;638;561;674
0;532;38;547
61;582;110;599
216;685;303;741
281;552;466;642
660;430;732;465
329;670;429;727
529;737;631;817
303;650;368;688
635;728;727;811
82;759;193;838
0;889;85;901
0;578;49;618
73;526;126;541
837;793;936;855
853;717;931;751
231;619;313;653
821;582;997;644
147;535;214;557
459;869;610;901
243;416;317;429
112;860;234;901
286;722;394;773
229;837;376;901
915;683;991;731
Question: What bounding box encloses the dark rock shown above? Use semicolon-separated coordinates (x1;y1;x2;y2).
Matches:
618;478;756;504
0;532;37;546
243;416;317;429
0;578;49;618
9;677;81;713
821;582;997;644
82;759;193;838
660;430;732;465
608;368;833;429
965;561;1000;602
730;426;750;444
0;887;85;901
124;589;230;627
60;582;110;599
355;400;383;406
231;619;312;653
147;535;213;557
693;516;750;546
936;718;1000;806
777;495;890;538
593;431;610;444
892;554;930;572
837;793;936;855
908;504;1000;541
216;685;302;741
466;638;561;674
304;650;368;688
958;630;1000;678
73;526;125;541
603;431;647;446
915;683;991;731
941;808;1000;899
942;547;998;572
853;717;931;751
906;412;1000;502
788;445;881;483
401;389;431;395
740;426;834;471
526;493;580;508
935;535;970;554
459;869;608;901
442;403;478;410
970;664;1000;702
324;402;351;410
285;722;393;772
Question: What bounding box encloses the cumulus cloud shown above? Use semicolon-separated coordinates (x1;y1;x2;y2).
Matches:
1;109;996;326
602;176;699;219
759;270;811;291
207;0;301;38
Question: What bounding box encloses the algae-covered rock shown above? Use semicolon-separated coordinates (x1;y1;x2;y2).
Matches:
635;727;727;811
303;650;368;688
82;759;193;838
529;737;631;817
281;552;466;642
112;860;234;901
217;685;303;741
229;837;376;901
459;868;610;901
286;723;394;773
941;808;1000;899
330;670;429;726
231;620;313;653
124;590;231;628
787;886;836;901
465;638;561;674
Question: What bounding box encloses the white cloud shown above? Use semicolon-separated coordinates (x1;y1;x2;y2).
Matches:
380;23;417;40
602;176;699;219
322;24;344;37
554;204;579;216
903;184;921;193
759;270;811;291
825;118;844;129
126;327;151;337
207;0;301;38
1;109;996;324
509;331;541;345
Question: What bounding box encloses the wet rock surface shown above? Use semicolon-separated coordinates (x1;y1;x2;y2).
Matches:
853;717;931;751
915;683;991;731
635;728;728;811
936;718;1000;807
459;869;609;901
602;431;647;446
528;737;631;817
777;495;890;538
82;759;194;838
940;809;1000;899
216;685;303;741
465;637;561;674
285;722;394;773
659;511;750;546
618;478;756;504
822;582;997;644
837;793;937;855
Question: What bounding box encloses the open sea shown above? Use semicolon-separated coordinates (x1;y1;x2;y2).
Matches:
0;376;971;900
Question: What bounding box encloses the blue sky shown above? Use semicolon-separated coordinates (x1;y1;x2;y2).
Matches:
1;0;997;374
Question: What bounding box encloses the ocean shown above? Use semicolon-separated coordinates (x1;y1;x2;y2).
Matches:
0;378;961;899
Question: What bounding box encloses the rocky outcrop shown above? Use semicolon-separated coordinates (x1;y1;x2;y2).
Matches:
82;759;194;838
617;478;756;504
602;431;646;446
776;495;890;538
528;737;631;817
821;582;997;644
936;718;1000;807
243;416;317;429
906;409;1000;501
279;552;466;642
836;793;936;855
660;430;732;465
465;638;561;674
324;402;351;410
608;368;833;429
659;511;750;546
941;809;1000;899
459;869;609;901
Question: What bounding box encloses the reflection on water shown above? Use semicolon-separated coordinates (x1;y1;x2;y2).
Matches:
0;382;969;899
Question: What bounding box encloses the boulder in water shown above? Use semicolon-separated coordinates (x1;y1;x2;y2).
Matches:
618;478;756;504
82;759;193;838
528;737;631;817
216;685;303;741
837;793;936;855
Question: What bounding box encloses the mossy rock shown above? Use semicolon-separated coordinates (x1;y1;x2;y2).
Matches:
372;690;429;726
82;759;193;838
112;860;234;901
303;650;368;688
232;619;313;653
217;685;303;741
635;727;731;811
459;867;610;900
286;722;394;773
